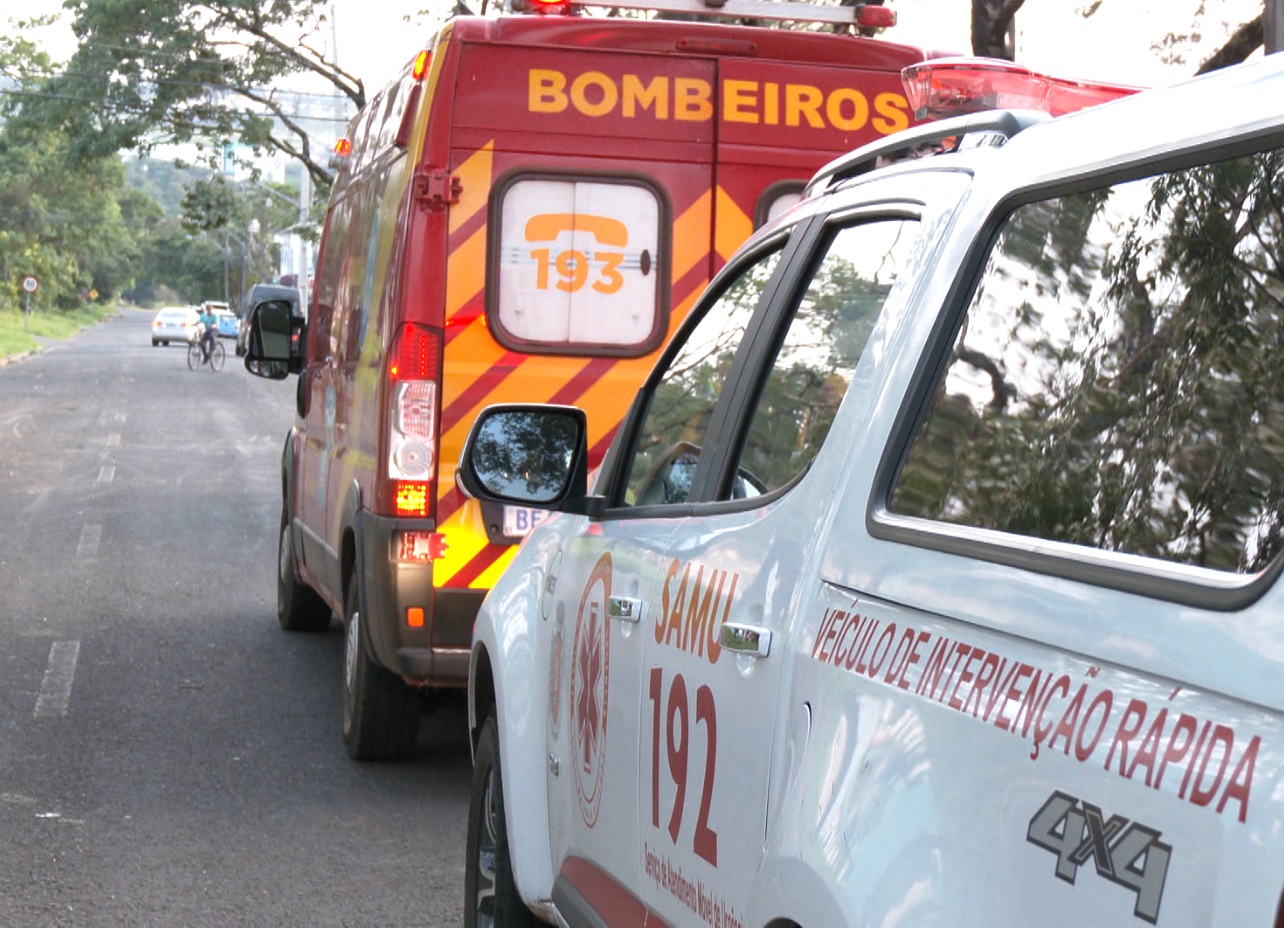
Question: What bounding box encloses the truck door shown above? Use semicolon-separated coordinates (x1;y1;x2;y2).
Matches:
632;210;927;924
538;222;791;917
541;517;686;918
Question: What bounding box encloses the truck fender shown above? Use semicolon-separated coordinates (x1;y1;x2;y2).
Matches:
342;479;374;652
281;428;305;568
751;857;847;928
469;565;557;913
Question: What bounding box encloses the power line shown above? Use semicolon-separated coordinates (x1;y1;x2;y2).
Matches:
0;66;354;104
0;85;350;126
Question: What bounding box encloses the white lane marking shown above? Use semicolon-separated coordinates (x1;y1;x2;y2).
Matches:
96;465;115;486
34;640;80;718
76;524;102;559
107;433;121;447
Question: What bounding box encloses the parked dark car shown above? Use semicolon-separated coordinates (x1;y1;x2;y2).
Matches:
236;283;301;356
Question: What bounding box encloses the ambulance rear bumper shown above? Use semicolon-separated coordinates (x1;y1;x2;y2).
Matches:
357;511;486;689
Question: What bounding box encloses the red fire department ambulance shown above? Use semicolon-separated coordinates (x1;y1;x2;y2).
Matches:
246;0;951;760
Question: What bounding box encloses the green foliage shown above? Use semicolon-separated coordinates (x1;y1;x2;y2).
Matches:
0;118;142;309
0;33;187;311
125;222;227;305
123;156;201;217
0;303;116;360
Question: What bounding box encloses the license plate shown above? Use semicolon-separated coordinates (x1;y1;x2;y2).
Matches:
503;505;551;538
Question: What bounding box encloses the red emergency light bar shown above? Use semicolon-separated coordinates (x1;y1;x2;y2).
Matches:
519;0;896;28
854;4;896;29
412;50;431;80
902;57;1142;121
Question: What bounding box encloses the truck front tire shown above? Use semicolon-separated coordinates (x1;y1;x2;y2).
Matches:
465;715;540;928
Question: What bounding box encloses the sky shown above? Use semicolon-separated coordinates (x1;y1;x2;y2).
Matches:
10;0;1267;91
319;0;1266;89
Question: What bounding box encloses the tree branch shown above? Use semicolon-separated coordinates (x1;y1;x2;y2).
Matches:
198;1;365;108
1196;13;1263;74
234;86;335;188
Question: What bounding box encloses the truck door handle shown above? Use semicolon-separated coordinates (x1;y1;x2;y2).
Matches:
608;596;644;623
720;622;772;658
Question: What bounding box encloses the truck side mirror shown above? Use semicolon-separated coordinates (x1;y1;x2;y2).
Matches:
244;299;304;379
458;404;600;516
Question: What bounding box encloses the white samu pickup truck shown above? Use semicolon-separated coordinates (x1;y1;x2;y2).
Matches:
458;53;1284;928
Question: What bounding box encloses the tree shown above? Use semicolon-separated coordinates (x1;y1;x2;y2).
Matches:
23;0;368;192
969;1;1267;72
970;0;1024;59
0;30;150;309
127;222;226;305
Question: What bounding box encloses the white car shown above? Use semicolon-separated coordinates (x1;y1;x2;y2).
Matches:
459;55;1284;928
150;306;202;346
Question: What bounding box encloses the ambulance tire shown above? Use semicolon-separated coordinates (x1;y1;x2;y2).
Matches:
465;715;539;928
341;581;421;761
277;510;331;632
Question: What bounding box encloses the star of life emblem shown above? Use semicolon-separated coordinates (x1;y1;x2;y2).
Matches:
570;552;612;827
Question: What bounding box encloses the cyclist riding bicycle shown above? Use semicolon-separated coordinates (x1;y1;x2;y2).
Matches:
197;304;218;363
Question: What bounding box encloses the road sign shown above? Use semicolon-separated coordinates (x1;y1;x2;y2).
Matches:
21;275;38;293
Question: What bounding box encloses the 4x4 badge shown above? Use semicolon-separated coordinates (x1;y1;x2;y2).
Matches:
1027;790;1171;923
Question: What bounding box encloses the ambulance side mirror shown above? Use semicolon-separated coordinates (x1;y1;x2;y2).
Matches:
244;299;304;379
459;405;601;517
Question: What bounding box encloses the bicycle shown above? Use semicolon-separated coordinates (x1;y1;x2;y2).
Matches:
187;335;226;372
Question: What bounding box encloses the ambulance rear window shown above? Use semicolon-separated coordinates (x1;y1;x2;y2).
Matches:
489;175;666;357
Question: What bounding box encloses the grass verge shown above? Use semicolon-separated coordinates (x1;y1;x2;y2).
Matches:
0;305;118;362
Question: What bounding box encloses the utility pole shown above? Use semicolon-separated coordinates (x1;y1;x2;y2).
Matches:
1268;0;1283;54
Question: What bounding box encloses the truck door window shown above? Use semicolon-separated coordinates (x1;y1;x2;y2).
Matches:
732;217;920;493
623;245;784;507
492;176;665;356
890;146;1284;575
310;203;349;364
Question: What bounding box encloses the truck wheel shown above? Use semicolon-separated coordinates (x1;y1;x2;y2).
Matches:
277;511;331;632
465;716;539;928
341;581;421;761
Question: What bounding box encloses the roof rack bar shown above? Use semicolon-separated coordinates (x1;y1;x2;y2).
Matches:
568;0;885;26
803;109;1050;196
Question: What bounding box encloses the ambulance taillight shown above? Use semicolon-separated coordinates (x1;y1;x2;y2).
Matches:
902;57;1141;121
385;323;443;519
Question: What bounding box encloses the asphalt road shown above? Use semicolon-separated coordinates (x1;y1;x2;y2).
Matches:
0;308;471;926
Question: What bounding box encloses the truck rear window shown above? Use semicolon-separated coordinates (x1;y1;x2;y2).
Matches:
891;146;1284;575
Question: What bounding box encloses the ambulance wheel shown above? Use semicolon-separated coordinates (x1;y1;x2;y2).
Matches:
277;510;331;632
341;581;420;761
465;715;539;928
